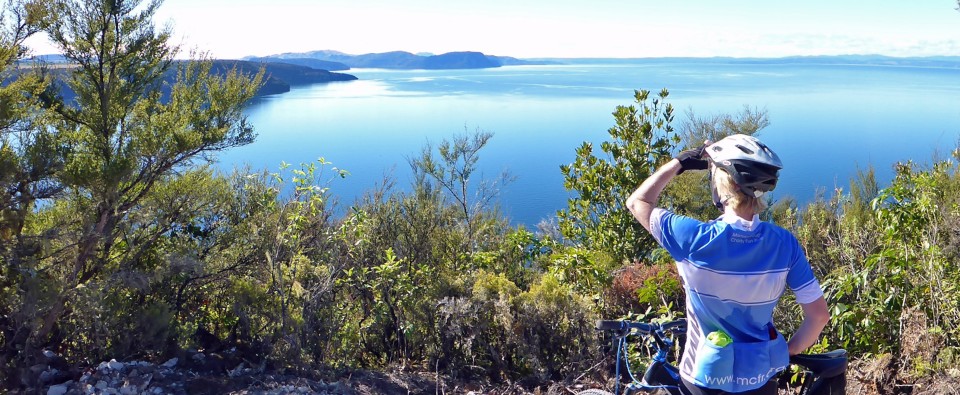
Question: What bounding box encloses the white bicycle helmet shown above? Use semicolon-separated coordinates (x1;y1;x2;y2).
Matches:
706;134;782;198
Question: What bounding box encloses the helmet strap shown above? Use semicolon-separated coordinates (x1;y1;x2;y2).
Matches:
709;167;724;211
711;184;724;211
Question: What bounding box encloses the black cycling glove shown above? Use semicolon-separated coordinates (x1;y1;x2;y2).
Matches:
675;144;709;174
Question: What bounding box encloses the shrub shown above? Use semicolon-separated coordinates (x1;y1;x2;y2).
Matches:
435;271;521;380
559;89;679;262
604;262;683;317
514;273;598;382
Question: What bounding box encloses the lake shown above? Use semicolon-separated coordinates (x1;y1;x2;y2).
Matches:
217;61;960;226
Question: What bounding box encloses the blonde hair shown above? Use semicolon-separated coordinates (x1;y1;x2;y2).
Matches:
711;165;766;213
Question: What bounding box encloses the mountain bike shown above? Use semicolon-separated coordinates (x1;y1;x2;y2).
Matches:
577;318;847;395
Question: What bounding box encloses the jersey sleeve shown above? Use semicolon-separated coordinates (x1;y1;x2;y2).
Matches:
650;208;708;261
785;238;824;304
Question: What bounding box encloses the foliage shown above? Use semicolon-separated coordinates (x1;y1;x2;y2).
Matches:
821;160;960;359
0;0;263;385
662;106;770;220
535;246;613;305
408;127;514;248
3;4;960;387
514;273;597;381
769;154;960;382
238;160;344;367
604;262;683;317
678;105;770;147
559;89;679;263
435;271;521;380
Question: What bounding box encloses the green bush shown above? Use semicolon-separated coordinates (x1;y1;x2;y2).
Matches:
514;273;598;381
435;270;521;380
784;156;960;380
559;89;679;263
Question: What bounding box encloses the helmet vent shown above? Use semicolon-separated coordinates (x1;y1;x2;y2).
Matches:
735;144;755;155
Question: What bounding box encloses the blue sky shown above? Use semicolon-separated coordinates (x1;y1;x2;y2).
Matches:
25;0;960;58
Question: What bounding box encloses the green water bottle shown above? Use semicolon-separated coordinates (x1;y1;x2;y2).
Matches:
707;330;732;347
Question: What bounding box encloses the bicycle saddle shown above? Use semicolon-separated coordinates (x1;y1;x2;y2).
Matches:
790;349;848;378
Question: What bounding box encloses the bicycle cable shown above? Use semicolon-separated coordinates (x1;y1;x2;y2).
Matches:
616;329;681;393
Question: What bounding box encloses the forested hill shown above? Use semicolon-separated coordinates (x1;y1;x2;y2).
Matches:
244;56;351;71
26;59;358;99
253;50;557;69
211;59;358;95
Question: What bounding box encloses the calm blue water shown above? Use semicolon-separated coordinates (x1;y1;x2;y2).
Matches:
217;62;960;226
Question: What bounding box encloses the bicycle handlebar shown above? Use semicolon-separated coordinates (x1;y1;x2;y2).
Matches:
659;319;686;332
596;319;687;334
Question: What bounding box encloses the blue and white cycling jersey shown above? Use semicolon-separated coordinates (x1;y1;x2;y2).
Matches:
650;208;823;392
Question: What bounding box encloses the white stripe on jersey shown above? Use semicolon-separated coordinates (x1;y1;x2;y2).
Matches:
677;260;787;305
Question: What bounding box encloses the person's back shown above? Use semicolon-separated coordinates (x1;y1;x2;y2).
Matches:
627;135;830;395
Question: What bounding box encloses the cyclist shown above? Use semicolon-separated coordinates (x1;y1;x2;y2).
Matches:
625;134;830;395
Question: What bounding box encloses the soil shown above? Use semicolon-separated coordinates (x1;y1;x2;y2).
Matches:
18;348;960;394
26;365;960;395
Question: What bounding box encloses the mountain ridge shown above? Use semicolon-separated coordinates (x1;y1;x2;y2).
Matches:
27;52;960;71
243;50;960;70
528;54;960;68
246;50;556;70
16;59;358;99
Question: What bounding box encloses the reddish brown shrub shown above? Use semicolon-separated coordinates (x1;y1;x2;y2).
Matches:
603;262;683;317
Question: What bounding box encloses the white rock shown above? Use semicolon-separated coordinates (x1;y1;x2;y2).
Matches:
42;349;57;359
152;388;164;394
47;384;68;395
119;384;138;395
39;368;59;382
107;358;124;370
83;383;95;395
160;357;178;368
79;372;91;382
95;380;109;389
228;362;245;377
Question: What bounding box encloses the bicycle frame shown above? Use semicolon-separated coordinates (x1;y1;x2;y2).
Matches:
592;319;848;395
600;319;685;395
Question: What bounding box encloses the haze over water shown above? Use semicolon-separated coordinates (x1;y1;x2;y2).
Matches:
217;61;960;226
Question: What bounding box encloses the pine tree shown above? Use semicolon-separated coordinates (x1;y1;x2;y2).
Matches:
0;0;263;384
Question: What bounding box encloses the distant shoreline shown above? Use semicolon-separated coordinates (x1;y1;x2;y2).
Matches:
534;55;960;68
19;53;960;99
28;51;960;69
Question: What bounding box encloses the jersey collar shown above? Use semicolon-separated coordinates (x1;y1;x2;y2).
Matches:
718;213;761;231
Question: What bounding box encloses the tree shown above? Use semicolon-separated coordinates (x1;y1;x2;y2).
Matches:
558;89;679;263
662;106;771;219
1;0;263;381
408;127;513;250
0;0;68;384
678;105;769;148
0;0;56;244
